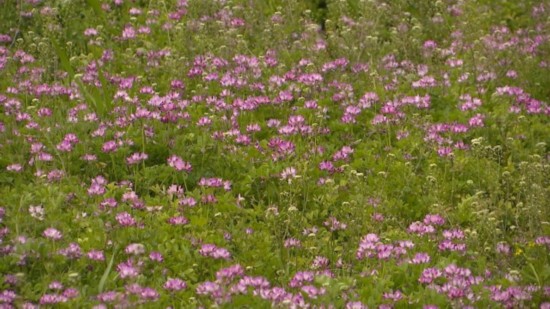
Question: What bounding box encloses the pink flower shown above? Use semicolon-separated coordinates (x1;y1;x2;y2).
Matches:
284;238;302;248
164;278;187;291
116;212;136;227
280;167;297;182
419;267;442;284
6;164;22;172
87;250;105;261
149;252;163;262
117;260;139;278
139;287;158;301
39;294;67;305
126;152;148;165
496;242;511;255
199;244;231;260
167;216;188;225
423;214;446;226
468;114;485;127
58;243;82;259
101;140;118;153
125;243;145;255
84;28;98;36
167;155;192;172
88;175;107;196
216;264;244;281
121;26;136;40
43;228;62;240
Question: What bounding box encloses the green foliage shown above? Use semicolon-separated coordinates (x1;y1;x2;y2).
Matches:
0;0;549;307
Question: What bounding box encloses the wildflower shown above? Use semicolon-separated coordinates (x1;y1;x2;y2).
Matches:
376;244;394;260
197;117;211;126
56;140;73;152
149;252;163;262
357;233;380;259
84;28;98;36
199;244;231;260
231;276;270;293
437;147;453;157
81;154;97;161
139;288;158;301
117;260;139;279
101;140;118;153
96;291;123;303
410;252;431;264
88;175;107;196
22;303;39;309
468;114;485;127
121;191;139;203
304;100;318;109
438;239;466;252
372;213;384;222
29;205;45;221
43;228;62;240
48;282;63;290
383;290;403;301
419;268;442;284
442;229;465;240
115;212;136;227
280;167;297;183
126;152;148;165
167;155;192;172
164;278;187;291
87;250;105;261
423;214;446;226
6;164;22;172
323;217;347;231
495;242;511;255
216;264;244;282
284;238;302;248
0;290;17;303
319;161;334;172
62;288;79;299
198;177;223;188
39;294;68;305
346;301;368;309
178;197;197;207
301;285;326;299
37;152;54;161
125;243;145;255
333;146;354;161
167;216;188;225
534;236;550;247
311;256;329;269
47;170;65;182
289;271;315;288
58;243;82;259
246;123;261;132
196;281;222;297
4;275;17;286
121;26;136;40
166;184;184;197
201;194;217;204
99;198;117;210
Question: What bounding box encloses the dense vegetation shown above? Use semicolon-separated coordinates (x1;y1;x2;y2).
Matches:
0;0;549;307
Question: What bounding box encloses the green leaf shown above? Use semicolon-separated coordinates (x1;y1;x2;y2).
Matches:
190;215;208;227
86;0;105;18
98;251;116;293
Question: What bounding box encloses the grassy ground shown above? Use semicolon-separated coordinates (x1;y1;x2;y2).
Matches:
0;0;549;307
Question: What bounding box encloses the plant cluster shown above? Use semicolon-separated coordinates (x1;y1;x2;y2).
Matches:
0;0;549;307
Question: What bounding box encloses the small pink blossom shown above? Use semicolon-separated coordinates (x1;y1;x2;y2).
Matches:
43;228;62;240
